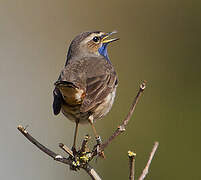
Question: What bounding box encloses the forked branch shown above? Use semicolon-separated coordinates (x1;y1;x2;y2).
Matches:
17;125;101;180
17;81;159;180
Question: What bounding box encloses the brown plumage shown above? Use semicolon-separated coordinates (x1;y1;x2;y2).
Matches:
53;31;118;150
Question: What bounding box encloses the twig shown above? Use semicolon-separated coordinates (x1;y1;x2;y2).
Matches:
128;151;136;180
84;165;102;180
17;125;70;164
81;135;90;153
138;142;159;180
17;125;102;180
59;143;74;157
100;81;146;151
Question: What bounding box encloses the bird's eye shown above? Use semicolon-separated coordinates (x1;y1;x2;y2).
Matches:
92;36;99;42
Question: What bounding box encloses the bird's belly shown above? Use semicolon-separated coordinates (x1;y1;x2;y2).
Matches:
61;88;116;124
92;88;116;121
61;104;89;124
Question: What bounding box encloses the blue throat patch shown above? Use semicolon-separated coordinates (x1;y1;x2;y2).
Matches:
98;43;111;63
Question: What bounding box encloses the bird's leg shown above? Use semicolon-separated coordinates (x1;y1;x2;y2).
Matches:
89;116;105;158
88;116;99;140
72;121;79;154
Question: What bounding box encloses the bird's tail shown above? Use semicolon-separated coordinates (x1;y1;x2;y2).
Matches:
54;80;84;106
54;80;78;89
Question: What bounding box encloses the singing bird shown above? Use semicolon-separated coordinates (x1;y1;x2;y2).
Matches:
53;31;119;152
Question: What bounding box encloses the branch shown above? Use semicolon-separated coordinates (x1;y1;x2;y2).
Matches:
17;125;102;180
81;135;91;153
138;142;159;180
84;165;102;180
17;81;148;180
100;81;146;151
128;151;136;180
59;143;74;157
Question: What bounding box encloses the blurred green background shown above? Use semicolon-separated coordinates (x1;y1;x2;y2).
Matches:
0;0;201;179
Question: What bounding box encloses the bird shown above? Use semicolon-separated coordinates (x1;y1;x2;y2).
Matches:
53;31;119;153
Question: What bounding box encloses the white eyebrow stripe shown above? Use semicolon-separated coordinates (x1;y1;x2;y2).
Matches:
81;32;105;44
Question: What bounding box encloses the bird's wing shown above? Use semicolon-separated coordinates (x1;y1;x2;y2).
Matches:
80;57;118;112
53;57;118;115
80;71;117;112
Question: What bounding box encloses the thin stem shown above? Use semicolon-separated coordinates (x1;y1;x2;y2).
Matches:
81;135;90;153
84;164;102;180
17;125;102;180
138;142;159;180
100;81;146;151
59;143;74;157
128;151;136;180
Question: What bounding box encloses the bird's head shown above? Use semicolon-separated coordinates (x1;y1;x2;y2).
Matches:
66;31;119;63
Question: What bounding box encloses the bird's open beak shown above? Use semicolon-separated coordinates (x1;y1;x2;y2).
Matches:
101;30;119;44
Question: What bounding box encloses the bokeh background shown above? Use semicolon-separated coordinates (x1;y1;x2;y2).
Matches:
0;0;201;179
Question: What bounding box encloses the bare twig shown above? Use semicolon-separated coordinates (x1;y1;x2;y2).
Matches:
100;81;146;151
84;165;102;180
59;143;74;157
138;142;159;180
17;125;102;180
128;151;136;180
81;135;90;153
17;125;70;163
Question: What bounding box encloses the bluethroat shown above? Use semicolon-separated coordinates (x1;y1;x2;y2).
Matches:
53;31;119;152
